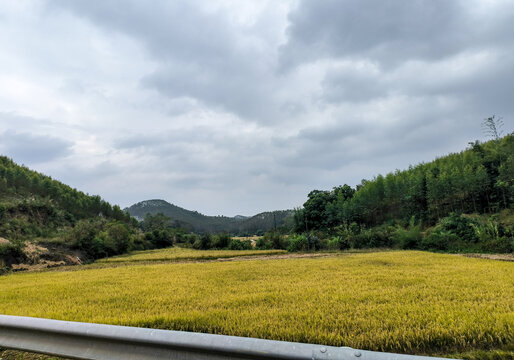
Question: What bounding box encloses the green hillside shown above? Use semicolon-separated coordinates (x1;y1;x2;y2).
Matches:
125;199;293;235
0;156;139;272
292;134;513;253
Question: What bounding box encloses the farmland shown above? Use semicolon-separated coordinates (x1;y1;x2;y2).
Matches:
97;247;286;263
0;250;512;358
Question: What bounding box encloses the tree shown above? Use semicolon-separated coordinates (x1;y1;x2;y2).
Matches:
482;115;504;141
141;213;172;232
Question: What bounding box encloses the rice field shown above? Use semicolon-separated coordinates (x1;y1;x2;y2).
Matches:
0;251;512;356
97;247;286;263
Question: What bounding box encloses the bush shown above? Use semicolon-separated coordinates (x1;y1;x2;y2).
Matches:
255;237;273;250
69;219;107;260
478;237;513;253
420;214;511;253
391;218;422;249
212;233;231;249
130;233;152;251
0;240;25;264
182;233;199;246
287;234;308;252
306;233;322;250
263;230;286;249
105;222;132;254
145;229;174;249
193;234;212;250
326;236;351;250
327;236;341;250
228;239;252;250
440;213;478;243
421;230;455;251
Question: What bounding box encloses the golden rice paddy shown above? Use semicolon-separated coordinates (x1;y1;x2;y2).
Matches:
97;247;286;263
0;250;512;356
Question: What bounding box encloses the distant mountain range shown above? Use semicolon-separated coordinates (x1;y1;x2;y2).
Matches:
125;199;293;235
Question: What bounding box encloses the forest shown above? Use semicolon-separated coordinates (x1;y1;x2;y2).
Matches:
290;133;513;253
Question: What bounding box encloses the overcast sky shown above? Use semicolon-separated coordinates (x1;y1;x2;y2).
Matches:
0;0;513;216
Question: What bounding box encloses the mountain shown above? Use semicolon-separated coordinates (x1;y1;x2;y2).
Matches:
125;199;293;235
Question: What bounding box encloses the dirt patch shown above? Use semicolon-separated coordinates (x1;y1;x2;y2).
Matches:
23;243;49;263
1;241;83;274
12;260;67;272
457;253;514;262
0;237;10;245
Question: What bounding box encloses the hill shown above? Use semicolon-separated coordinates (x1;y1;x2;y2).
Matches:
292;134;513;253
125;199;293;235
0;156;138;272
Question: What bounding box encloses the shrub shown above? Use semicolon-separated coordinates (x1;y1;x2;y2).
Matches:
335;235;352;250
193;234;212;250
391;217;422;249
306;233;322;250
327;236;342;250
255;237;273;250
130;233;152;251
0;240;25;264
287;234;308;252
212;233;231;249
106;222;132;254
440;213;478;243
183;233;200;246
478;237;513;253
69;219;107;260
263;230;286;249
228;239;253;250
421;230;456;251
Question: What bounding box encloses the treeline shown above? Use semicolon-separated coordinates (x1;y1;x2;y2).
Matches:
137;213;255;251
292;134;513;253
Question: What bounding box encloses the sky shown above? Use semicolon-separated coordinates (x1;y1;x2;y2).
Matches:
0;0;513;216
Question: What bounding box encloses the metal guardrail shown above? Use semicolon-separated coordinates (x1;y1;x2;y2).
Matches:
0;315;457;360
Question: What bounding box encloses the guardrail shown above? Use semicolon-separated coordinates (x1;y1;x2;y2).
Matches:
0;315;457;360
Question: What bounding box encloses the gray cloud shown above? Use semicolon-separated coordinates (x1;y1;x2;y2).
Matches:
49;0;286;123
320;64;387;103
280;0;514;69
0;130;73;164
0;1;512;215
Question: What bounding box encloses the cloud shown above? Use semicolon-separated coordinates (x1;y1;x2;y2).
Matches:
280;0;514;69
49;0;291;123
0;130;73;164
0;0;512;216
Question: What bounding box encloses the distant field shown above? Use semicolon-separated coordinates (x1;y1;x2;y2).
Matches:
232;235;261;241
0;251;512;357
97;247;286;263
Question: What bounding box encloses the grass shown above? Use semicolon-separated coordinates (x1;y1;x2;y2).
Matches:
0;250;512;357
96;247;286;263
